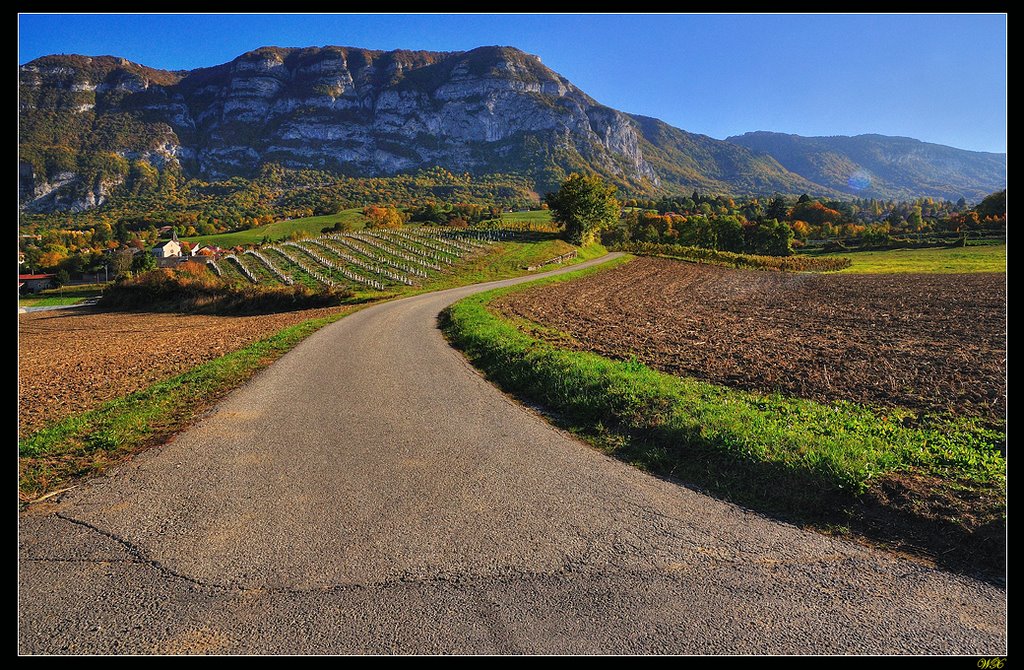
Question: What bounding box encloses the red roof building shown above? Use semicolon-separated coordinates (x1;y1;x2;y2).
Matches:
18;274;55;294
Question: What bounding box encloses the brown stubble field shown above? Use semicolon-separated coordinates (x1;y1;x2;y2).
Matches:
495;257;1006;426
17;306;344;435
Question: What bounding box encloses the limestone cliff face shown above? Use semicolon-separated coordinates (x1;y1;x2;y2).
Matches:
20;45;1004;212
175;46;657;183
20;46;661;210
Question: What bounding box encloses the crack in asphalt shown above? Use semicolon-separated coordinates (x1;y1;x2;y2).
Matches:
49;511;681;597
54;512;215;589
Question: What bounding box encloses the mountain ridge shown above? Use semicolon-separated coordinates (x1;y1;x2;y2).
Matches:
726;131;1005;201
19;45;1005;213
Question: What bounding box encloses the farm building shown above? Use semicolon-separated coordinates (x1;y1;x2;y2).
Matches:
19;274;55;293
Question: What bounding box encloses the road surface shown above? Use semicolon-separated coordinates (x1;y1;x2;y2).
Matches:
19;298;99;314
19;254;1006;654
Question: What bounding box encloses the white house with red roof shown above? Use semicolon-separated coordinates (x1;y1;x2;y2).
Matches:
19;274;55;293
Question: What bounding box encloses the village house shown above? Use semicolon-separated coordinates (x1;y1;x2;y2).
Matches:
19;274;55;294
152;230;182;259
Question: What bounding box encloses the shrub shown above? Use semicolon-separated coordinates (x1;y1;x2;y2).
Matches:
612;242;851;272
98;265;352;314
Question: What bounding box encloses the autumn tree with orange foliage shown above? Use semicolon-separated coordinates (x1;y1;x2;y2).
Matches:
362;205;409;229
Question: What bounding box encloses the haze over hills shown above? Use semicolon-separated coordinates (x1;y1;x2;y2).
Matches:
19;45;1006;213
726;132;1006;202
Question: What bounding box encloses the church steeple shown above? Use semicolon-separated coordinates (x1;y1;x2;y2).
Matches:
171;227;179;242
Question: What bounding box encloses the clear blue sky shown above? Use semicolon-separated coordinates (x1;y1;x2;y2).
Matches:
18;13;1007;153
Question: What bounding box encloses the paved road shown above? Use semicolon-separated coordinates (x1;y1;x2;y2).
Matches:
19;299;99;314
19;254;1006;654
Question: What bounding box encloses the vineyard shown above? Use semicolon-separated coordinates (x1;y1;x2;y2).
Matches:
212;227;501;292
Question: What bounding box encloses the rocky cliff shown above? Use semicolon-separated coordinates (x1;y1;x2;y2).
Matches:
19;45;1006;212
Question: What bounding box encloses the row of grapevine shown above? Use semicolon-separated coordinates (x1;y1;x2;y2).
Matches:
244;250;294;286
296;240;412;288
417;228;483;252
213;226;496;293
389;229;464;258
224;255;258;284
327;236;429;278
349;233;443;271
371;231;455;265
281;241;385;290
271;244;336;288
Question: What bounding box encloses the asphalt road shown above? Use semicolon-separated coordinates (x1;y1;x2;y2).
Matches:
19;299;99;314
19;254;1006;654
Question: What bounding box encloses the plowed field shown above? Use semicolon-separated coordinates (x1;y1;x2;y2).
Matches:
18;307;342;435
495;257;1006;423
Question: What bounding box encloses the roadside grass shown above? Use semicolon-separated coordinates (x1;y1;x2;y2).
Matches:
18;307;358;500
613;242;851;272
19;283;105;308
498;210;553;223
806;243;1006;274
440;262;1006;575
184;209;367;248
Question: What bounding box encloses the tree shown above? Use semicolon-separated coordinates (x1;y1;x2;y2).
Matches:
362;205;408;229
131;251;157;274
544;174;621;246
110;249;134;279
975;190;1005;218
907;206;924;232
765;196;789;221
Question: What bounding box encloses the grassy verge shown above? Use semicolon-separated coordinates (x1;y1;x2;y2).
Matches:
613;242;851;272
19;308;356;500
805;243;1006;274
440;263;1006;579
497;210;554;224
19;283;105;308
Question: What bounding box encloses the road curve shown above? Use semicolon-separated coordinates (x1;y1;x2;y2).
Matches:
20;254;1005;654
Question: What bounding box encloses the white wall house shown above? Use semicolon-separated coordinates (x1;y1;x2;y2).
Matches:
152;239;182;258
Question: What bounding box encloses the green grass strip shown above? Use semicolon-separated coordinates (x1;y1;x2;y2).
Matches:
19;296;93;307
613;241;852;272
440;263;1004;517
19;309;352;498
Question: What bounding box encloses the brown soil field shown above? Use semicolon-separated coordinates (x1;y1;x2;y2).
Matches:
18;306;344;435
495;257;1006;424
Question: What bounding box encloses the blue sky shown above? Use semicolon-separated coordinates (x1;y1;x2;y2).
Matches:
18;13;1007;153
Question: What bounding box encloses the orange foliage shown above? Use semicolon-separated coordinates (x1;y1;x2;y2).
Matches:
362;205;408;229
38;251;67;268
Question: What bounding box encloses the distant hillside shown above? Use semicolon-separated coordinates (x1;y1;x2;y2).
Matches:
726;132;1006;201
629;115;840;197
19;45;1007;213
